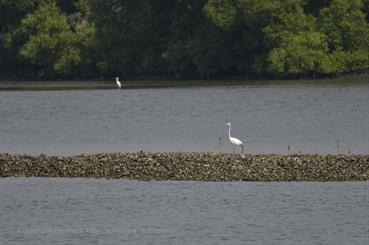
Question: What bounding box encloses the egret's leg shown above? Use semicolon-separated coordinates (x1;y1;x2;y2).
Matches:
233;147;235;154
241;145;244;154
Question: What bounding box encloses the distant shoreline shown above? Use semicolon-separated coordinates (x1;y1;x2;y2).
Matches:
0;77;368;91
1;152;368;181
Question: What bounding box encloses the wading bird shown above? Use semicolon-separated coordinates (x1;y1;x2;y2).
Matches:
225;122;244;154
116;77;122;89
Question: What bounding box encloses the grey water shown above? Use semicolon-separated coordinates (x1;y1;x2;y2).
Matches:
1;85;368;245
0;178;368;245
1;82;368;155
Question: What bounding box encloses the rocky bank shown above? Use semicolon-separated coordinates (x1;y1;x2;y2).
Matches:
0;152;368;181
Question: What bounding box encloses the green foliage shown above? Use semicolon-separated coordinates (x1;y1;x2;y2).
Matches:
88;0;172;76
329;49;369;72
266;0;369;74
365;0;369;22
0;0;49;72
304;0;331;17
204;0;238;30
264;0;317;42
320;0;369;51
264;0;328;75
319;0;369;72
204;0;279;76
1;0;368;79
268;32;334;74
0;0;47;29
5;1;95;77
162;0;224;78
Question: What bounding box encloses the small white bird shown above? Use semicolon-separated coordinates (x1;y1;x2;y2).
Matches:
115;77;121;89
225;122;244;154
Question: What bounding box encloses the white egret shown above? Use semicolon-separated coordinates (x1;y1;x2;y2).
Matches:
225;122;244;154
115;77;122;89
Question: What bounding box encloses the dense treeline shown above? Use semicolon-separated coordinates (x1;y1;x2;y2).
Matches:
0;0;368;79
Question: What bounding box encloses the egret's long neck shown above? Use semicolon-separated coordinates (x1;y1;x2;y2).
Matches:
228;125;231;139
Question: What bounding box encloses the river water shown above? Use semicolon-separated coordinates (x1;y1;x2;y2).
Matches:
0;178;368;245
1;83;368;244
0;82;368;154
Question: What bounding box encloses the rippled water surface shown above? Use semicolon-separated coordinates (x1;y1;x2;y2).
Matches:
0;83;368;154
0;178;368;245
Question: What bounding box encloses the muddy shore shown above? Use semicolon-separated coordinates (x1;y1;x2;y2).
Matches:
0;152;368;181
